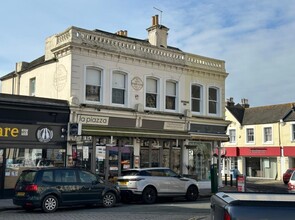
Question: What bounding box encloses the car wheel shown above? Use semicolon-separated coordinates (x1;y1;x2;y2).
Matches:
102;191;116;208
186;185;199;201
42;195;58;213
142;186;157;204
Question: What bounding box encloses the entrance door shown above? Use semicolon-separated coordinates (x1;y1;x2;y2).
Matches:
101;146;133;181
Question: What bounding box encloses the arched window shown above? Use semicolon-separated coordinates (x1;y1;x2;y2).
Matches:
191;84;203;113
85;67;102;102
112;71;127;105
208;87;219;115
166;81;177;110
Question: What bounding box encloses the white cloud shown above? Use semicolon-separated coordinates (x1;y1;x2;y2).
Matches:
0;0;294;107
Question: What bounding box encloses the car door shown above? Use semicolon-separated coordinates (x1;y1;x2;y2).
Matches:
54;169;82;204
77;170;105;202
163;169;186;194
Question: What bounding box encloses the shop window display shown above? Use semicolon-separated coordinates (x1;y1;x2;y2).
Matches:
5;148;65;189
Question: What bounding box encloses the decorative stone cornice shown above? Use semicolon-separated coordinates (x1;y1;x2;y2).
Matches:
51;26;227;79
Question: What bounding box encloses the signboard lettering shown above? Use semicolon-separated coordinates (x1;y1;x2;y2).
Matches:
78;115;109;125
0;127;19;138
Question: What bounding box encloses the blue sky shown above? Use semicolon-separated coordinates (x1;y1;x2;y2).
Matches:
1;0;294;107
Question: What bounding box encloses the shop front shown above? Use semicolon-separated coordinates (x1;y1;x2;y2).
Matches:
187;123;229;181
0;94;69;198
239;147;280;178
68;111;190;180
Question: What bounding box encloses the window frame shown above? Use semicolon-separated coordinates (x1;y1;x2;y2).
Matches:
111;70;128;106
228;129;236;144
246;127;255;144
165;80;178;112
263;126;273;144
191;84;203;114
84;66;103;103
208;86;220;116
29;77;36;96
291;123;295;142
145;77;160;110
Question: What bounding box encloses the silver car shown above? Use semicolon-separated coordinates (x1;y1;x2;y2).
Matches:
117;167;199;204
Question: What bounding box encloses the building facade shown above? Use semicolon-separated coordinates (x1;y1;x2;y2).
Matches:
1;15;229;180
0;94;69;198
222;98;295;180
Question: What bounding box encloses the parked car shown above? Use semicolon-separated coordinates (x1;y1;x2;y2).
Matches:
288;170;295;192
116;167;199;204
13;167;120;212
283;168;295;184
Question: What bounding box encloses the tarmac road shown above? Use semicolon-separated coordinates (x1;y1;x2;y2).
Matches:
245;178;288;193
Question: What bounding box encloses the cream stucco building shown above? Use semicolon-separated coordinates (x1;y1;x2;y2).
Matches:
1;15;229;180
223;98;295;180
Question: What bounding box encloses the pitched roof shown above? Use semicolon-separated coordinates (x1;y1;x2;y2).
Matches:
227;102;295;125
0;56;56;80
226;104;245;124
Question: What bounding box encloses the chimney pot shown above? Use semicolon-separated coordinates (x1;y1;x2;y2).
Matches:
155;15;159;25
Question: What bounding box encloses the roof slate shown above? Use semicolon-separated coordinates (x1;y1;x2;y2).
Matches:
227;103;295;125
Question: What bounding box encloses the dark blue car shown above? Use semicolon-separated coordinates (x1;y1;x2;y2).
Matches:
13;167;120;212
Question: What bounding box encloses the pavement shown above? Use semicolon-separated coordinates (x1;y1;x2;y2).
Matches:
0;180;238;212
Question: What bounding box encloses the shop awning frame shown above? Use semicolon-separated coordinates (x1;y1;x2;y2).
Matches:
82;126;191;139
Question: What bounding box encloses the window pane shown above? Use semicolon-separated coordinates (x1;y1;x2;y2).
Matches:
112;88;125;104
147;78;157;93
192;99;200;112
86;85;100;101
192;85;200;98
166;96;175;110
209;101;217;114
29;78;36;96
112;72;125;88
86;68;101;85
209;88;217;101
166;81;176;96
293;125;295;140
146;93;157;108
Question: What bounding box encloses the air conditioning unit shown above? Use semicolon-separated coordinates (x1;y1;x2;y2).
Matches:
184;109;192;117
135;103;144;112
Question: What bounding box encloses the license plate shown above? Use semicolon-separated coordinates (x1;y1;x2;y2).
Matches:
119;181;128;186
17;192;25;197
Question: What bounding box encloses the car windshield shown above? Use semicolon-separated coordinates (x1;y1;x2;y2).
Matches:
18;170;37;183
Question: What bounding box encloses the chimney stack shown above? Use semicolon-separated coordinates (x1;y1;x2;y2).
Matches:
226;97;235;107
116;30;128;37
147;15;169;48
241;98;250;108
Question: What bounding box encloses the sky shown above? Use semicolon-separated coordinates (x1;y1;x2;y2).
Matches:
1;0;294;107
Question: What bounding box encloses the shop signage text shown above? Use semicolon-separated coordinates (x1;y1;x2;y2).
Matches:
0;127;19;138
78;115;109;125
164;122;185;131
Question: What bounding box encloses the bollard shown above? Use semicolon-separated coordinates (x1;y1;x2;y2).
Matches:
225;174;228;186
